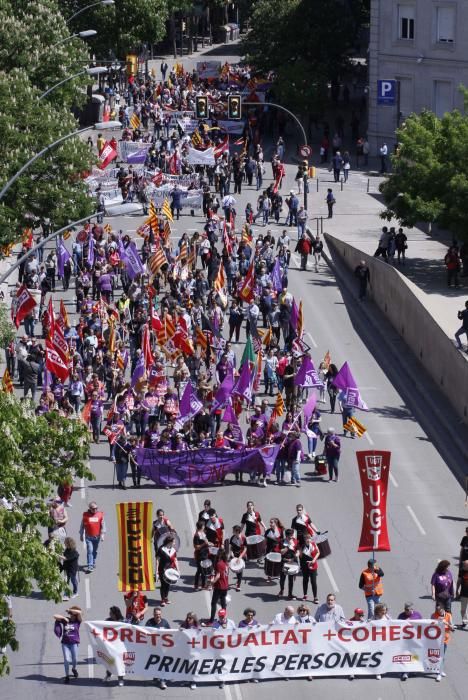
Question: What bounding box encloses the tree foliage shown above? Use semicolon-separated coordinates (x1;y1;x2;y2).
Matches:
242;0;368;114
0;394;93;675
0;304;16;351
380;93;468;240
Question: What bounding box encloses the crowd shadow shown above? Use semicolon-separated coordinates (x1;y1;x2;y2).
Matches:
396;256;467;295
202;44;244;58
438;515;468;523
371;405;415;421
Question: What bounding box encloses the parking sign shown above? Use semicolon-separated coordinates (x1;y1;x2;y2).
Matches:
377;80;396;105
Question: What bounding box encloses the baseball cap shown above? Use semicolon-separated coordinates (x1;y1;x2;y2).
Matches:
218;609;227;618
354;608;364;615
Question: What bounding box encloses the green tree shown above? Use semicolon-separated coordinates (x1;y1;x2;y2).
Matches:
0;394;93;675
63;0;169;58
0;1;93;107
0;304;16;357
242;0;368;114
380;95;468;240
0;69;96;249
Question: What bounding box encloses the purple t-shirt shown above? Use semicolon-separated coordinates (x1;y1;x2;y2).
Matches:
55;619;80;645
324;434;341;457
431;570;454;596
397;611;422;620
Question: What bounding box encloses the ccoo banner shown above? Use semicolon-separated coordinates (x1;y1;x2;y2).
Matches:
116;501;155;592
86;620;444;682
356;451;391;552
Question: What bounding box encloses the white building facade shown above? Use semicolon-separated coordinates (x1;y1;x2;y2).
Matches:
368;0;468;152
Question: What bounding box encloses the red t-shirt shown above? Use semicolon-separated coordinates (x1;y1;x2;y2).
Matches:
214;561;229;590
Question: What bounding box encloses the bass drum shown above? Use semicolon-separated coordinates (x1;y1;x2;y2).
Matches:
313;532;331;559
264;552;282;578
157;529;181;551
200;559;213;577
282;562;300;576
229;557;245;573
246;535;267;560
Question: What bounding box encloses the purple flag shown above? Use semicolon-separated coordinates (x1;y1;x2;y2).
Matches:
333;362;368;410
122;240;144;280
222;403;245;446
211;367;234;413
294;356;324;388
232;362;254;402
56;240;71;277
87;234;95;267
131;354;145;388
290;298;299;333
271;258;283;293
303;392;318;423
127;145;150;164
175;382;203;429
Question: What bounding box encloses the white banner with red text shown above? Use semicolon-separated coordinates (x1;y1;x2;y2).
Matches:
86;620;444;682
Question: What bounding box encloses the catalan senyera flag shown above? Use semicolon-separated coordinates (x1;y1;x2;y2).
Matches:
130;112;141;130
146;201;158;229
116;501;155;592
274;392;285;417
191;129;203;147
344;416;367;437
59;299;70;329
2;369;14;393
148;246;168;276
108;318;116;353
162;219;171;243
195;326;208;351
262;327;272;347
161;197;173;222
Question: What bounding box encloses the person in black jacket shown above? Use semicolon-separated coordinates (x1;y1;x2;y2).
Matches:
60;537;79;599
354;260;370;300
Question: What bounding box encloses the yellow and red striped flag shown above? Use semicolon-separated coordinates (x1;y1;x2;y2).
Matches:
1;369;14;393
145;200;158;228
130;112;141;129
161;197;173;222
274;392;285;417
148;246;168;276
297;300;304;339
162;219;172;242
195;326;208;351
343;416;366;437
59;299;70;329
108;318;116;353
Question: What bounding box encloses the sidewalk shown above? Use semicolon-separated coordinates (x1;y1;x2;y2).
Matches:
312;163;467;346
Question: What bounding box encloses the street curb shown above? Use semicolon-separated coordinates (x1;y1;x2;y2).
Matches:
321;235;468;487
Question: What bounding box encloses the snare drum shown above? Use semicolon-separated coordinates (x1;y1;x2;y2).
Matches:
314;533;331;559
246;535;267;560
229;557;245;573
208;546;219;558
163;568;180;584
264;552;282;578
200;559;213;577
282;562;300;576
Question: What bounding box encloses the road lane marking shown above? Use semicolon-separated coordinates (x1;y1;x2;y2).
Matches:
406;505;426;536
389;473;399;488
364;432;374;446
306;331;318;348
322;559;339;593
80;477;86;499
87;644;94;679
85;578;91;609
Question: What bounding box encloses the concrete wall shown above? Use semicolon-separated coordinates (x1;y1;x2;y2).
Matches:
325;233;468;426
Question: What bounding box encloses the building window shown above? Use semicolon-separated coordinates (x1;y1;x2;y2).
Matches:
433;80;452;117
436;6;455;42
398;4;415;39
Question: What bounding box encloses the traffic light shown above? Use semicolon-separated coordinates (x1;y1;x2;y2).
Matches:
228;94;242;120
195;95;208;120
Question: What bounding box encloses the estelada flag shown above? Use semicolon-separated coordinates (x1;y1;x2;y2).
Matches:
2;369;14;393
116;501;155;592
97;141;118;170
11;285;37;328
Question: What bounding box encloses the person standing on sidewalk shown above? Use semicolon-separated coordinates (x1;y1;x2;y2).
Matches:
395;228;408;265
354;260;370;300
326;189;335;219
332;151;343;182
445;246;461;288
359;558;385;619
454;301;468;350
79;502;106;573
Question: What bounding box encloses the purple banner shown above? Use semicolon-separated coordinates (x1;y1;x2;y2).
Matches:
136;445;280;487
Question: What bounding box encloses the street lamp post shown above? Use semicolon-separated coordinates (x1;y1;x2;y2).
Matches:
0;121;121;203
51;29;97;49
39;66;107;100
67;0;115;23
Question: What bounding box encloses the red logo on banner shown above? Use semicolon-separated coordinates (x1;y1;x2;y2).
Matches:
356;451;391;552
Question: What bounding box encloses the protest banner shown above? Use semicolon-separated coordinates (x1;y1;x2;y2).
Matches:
86;620;444;682
136;445;279;487
115;501;154;592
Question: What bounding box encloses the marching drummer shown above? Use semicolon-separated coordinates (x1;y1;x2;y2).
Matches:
264;517;285;582
152;509;175;580
279;528;300;600
205;508;225;548
299;532;320;603
157;535;179;607
229;525;247;592
193;520;210;591
241;501;266;538
198;499;212;523
291;504;318;547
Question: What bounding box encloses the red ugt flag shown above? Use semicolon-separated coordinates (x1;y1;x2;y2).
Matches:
12;285;36;328
45;340;69;382
98;141;118;170
356;451;391;552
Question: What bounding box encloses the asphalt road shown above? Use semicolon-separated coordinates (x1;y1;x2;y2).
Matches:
3;131;468;700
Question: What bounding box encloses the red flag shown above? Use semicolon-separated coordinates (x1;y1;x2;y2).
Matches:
45;340;69;382
150;306;163;332
50;325;69;363
223;221;232;254
81;400;92;424
102;423;125;445
213;135;229;158
173;327;194;356
152;171;164;186
141;324;154;368
238;259;255;303
47;297;56;337
11;285;36;328
356;451;391;552
98;141;118;170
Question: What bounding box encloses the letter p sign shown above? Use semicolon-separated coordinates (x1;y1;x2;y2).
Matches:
377;80;396;105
